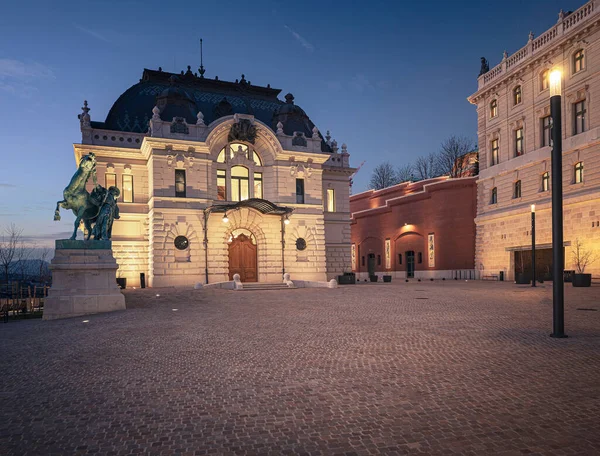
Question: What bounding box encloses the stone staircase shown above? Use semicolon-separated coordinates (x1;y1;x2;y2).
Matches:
238;282;295;291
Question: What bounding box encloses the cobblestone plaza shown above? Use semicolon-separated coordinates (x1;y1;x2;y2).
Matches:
1;282;599;455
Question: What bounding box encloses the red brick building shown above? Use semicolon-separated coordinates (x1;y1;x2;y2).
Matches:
350;176;477;280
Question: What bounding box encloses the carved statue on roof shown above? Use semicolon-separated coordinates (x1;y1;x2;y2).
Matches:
228;119;257;144
479;57;489;76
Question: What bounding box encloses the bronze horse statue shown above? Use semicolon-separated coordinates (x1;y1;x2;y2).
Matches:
54;153;105;240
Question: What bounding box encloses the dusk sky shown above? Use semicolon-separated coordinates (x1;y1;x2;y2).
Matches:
0;0;585;246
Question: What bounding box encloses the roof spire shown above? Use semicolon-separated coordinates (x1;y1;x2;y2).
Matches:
198;38;206;78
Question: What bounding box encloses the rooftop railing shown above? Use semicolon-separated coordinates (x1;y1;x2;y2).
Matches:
477;1;597;91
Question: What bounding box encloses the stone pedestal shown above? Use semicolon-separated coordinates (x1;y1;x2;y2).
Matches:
44;240;126;320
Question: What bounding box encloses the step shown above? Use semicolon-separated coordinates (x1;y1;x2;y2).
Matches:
237;282;295;291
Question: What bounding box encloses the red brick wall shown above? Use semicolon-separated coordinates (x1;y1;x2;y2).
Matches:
350;178;477;273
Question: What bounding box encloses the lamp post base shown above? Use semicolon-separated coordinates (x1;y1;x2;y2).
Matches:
550;333;569;338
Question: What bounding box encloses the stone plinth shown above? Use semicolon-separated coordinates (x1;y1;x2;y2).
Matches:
44;240;125;320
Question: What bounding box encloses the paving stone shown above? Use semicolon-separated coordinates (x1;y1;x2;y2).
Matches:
0;282;599;455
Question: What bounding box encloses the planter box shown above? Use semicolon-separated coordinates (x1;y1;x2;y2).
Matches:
369;275;378;282
572;273;592;287
337;275;355;285
383;275;392;283
116;278;127;289
515;273;530;285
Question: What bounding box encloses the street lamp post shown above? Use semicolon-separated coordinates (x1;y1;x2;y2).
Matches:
549;69;567;338
531;204;536;287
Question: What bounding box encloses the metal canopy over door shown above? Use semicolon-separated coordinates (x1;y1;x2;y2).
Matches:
228;234;257;282
406;251;415;278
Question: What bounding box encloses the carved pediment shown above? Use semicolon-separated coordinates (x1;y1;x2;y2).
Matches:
170;117;189;134
228;118;257;144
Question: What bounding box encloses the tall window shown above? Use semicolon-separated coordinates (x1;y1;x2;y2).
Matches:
515;128;524;156
490;99;498;118
573;49;585;73
398;254;402;265
541;70;549;91
217;170;226;200
122;175;133;203
326;188;335;212
175;170;186;197
105;173;116;189
491;187;497;204
513;86;522;105
541;116;552;147
231;166;249;202
491;139;499;166
253;172;263;199
574;100;586;134
296;179;305;204
542;172;550;192
513;180;522;199
574;162;584;183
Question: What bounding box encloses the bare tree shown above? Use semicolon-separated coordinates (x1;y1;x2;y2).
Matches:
15;240;35;282
0;224;23;286
369;162;397;190
38;247;51;283
414;152;440;180
396;163;414;183
437;135;476;178
572;238;596;273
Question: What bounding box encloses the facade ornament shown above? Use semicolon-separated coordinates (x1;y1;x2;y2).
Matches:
312;126;319;140
289;162;313;179
528;31;534;42
228;118;257;143
331;139;339;153
170;117;189;135
479;57;489;76
167;155;174;168
325;130;331;144
196;110;205;126
502;50;508;60
292;132;307;147
341;143;348;154
276;121;284;135
152;106;161;121
79;100;91;128
558;9;565;21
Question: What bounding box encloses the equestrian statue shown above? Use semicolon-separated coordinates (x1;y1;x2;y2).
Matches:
54;152;121;241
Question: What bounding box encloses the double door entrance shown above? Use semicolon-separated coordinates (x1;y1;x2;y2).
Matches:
228;234;257;282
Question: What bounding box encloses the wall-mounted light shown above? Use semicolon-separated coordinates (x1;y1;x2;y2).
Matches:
284;215;290;225
404;223;408;226
531;204;536;213
222;213;229;223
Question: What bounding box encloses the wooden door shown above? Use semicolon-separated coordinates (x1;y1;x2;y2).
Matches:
228;234;257;282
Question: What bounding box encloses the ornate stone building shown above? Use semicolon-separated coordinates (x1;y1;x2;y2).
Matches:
74;67;354;287
469;1;600;281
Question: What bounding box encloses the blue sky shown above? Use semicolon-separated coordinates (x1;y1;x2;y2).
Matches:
0;0;585;246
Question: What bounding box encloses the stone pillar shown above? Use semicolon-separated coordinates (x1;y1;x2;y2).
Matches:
43;240;126;320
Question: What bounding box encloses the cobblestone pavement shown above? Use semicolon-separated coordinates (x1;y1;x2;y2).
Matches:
1;281;599;456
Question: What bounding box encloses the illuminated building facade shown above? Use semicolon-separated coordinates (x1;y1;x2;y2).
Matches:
74;67;353;287
469;1;600;281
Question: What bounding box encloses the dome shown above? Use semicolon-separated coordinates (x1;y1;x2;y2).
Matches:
95;68;331;152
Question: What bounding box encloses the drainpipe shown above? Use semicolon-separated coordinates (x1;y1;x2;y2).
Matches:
280;216;286;277
203;209;209;284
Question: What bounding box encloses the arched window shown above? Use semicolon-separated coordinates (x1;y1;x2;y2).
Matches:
216;142;264;201
513;86;522;105
490;99;498;118
573;49;585;74
491;187;497;204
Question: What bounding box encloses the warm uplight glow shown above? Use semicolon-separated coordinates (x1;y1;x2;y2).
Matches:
156;294;160;297
172;308;178;311
82;320;89;323
531;204;536;213
284;216;290;225
223;214;229;223
404;223;408;226
550;69;562;97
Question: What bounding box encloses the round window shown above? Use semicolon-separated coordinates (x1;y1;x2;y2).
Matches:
174;235;189;250
296;238;307;251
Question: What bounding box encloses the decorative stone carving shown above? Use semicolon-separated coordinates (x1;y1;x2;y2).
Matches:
331;139;339;153
325;130;331;144
292;132;307;147
529;31;534;41
479;57;489;76
312;126;319;140
228;118;257;143
170;117;189;134
341;143;348;154
276;121;284;135
196;111;205;126
79;100;91;128
152;106;161;121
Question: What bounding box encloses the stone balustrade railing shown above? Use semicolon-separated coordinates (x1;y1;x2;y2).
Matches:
477;0;597;91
